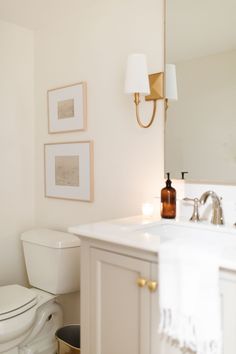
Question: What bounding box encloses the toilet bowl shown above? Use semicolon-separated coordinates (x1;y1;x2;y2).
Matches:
0;285;62;354
0;229;80;354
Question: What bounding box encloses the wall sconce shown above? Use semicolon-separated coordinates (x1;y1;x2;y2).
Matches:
165;64;178;110
124;55;178;128
124;54;164;128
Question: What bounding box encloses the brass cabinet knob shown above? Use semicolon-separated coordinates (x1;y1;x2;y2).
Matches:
136;278;147;288
147;280;158;292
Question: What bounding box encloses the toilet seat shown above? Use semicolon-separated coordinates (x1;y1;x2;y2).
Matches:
0;285;37;321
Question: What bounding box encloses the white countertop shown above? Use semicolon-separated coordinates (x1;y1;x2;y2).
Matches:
68;215;236;272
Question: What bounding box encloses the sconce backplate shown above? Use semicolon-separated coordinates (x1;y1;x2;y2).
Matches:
145;72;164;101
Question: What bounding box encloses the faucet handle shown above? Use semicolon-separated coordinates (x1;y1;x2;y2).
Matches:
183;197;200;222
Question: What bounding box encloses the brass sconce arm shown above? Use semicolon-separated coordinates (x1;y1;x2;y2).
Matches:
134;93;157;128
134;72;164;128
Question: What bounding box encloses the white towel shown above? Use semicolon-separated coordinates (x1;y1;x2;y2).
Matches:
158;237;222;354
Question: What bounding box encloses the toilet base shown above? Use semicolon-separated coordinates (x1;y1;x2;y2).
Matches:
5;341;56;354
19;299;63;354
19;339;56;354
4;349;18;354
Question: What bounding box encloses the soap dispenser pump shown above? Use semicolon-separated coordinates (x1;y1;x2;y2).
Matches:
161;173;176;219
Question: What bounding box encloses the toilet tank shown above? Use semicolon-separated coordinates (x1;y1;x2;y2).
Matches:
21;229;80;295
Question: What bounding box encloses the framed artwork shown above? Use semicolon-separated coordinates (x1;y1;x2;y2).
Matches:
47;82;87;133
44;141;93;202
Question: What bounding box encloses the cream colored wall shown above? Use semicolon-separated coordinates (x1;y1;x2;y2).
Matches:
0;20;35;286
34;0;164;228
165;50;236;182
34;0;164;323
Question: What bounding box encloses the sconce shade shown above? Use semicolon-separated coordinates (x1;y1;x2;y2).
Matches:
165;64;178;100
125;54;150;95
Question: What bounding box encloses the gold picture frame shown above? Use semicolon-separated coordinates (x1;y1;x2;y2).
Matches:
47;82;87;133
44;141;94;202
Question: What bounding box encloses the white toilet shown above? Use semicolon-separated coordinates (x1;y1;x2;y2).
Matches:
0;229;80;354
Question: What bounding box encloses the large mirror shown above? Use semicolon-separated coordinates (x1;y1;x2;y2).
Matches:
165;0;236;183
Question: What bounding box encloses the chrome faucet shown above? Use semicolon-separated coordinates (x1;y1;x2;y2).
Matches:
199;190;224;225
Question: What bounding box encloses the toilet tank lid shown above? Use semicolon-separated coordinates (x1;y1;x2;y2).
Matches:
21;229;80;248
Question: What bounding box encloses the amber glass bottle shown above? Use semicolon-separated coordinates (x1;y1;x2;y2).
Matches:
161;173;176;219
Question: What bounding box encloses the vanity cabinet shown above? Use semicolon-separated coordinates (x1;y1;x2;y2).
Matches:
79;237;236;354
80;239;159;354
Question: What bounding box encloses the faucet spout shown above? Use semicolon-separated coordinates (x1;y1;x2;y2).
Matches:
199;190;224;225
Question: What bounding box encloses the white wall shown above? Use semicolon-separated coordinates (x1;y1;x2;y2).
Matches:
34;0;164;323
0;21;35;286
34;0;164;230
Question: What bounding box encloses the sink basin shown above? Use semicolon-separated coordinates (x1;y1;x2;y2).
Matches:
138;221;236;272
142;222;236;243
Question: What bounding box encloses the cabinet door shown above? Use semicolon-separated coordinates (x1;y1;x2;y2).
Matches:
90;248;152;354
221;276;236;354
